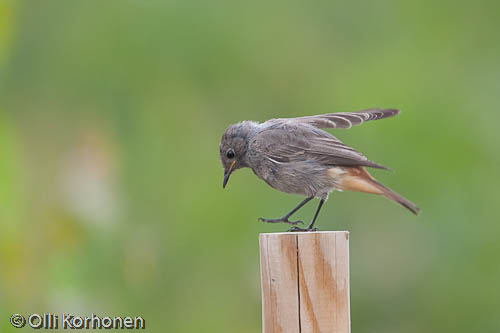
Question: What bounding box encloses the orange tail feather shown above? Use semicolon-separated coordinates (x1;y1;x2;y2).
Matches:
339;167;420;215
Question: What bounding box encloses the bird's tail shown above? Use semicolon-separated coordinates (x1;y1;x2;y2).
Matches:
371;179;420;215
338;167;420;215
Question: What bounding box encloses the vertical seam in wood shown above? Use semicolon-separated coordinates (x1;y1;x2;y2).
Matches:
296;234;301;333
265;236;273;332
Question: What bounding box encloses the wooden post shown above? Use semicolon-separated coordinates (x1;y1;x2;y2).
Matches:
259;231;350;333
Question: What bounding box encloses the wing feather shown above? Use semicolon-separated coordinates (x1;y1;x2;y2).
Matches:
292;108;400;129
252;122;389;169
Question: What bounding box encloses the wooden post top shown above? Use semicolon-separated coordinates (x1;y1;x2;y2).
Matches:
259;230;351;333
259;230;349;236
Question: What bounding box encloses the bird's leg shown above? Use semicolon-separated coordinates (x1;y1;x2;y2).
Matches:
307;199;324;230
259;197;313;226
288;199;325;232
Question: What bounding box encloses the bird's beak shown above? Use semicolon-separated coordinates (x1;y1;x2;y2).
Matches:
223;160;236;189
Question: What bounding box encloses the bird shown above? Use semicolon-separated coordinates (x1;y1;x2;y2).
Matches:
219;109;420;231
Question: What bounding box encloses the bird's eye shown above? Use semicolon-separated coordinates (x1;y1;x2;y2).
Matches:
226;149;235;159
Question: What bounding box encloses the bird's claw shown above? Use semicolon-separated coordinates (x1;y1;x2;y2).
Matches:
258;217;304;225
287;227;319;232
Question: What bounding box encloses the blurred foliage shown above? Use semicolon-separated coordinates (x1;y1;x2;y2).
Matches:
1;0;500;332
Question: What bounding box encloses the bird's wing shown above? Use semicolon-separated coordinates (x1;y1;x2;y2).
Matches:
252;122;389;169
285;108;400;129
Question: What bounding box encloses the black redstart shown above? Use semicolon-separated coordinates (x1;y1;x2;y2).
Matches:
219;109;419;231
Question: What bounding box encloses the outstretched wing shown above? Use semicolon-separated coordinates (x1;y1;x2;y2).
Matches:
291;108;400;129
252;122;389;169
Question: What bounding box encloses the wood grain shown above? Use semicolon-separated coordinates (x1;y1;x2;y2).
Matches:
259;231;350;333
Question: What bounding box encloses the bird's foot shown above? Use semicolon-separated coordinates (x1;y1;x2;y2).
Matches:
287;226;319;232
258;217;303;226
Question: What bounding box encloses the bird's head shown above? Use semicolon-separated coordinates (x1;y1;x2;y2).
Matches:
219;121;256;188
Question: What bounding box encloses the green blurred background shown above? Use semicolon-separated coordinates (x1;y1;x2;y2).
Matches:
1;0;499;332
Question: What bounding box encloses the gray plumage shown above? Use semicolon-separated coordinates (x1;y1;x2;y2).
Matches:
220;109;419;230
